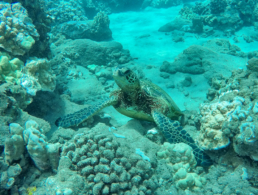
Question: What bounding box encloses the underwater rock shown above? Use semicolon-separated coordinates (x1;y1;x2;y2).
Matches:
192;16;203;33
56;12;112;41
210;0;227;14
160;43;246;79
179;76;192;87
160;45;216;74
201;39;244;57
80;0;144;18
51;39;132;67
159;18;191;32
150;0;182;8
247;57;258;72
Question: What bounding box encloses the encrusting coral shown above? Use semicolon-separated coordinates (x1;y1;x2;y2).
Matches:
0;2;39;56
0;52;24;84
0;161;22;191
157;142;206;192
198;58;258;161
4;121;60;172
20;58;56;96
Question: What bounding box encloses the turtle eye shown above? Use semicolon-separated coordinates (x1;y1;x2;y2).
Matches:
124;70;130;74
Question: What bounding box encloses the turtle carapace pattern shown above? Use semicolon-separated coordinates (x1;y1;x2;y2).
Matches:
55;66;212;166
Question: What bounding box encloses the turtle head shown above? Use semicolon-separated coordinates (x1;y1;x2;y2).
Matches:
113;66;140;93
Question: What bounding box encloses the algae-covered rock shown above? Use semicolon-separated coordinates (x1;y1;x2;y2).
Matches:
160;44;246;79
56;12;112;41
158;17;191;32
247;57;258;72
51;39;131;67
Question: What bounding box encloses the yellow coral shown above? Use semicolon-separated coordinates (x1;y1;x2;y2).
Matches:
27;186;36;195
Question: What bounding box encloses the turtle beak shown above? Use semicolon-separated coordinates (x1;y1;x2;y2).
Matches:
113;66;125;77
113;67;121;77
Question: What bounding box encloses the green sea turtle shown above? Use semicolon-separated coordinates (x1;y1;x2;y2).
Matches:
56;66;212;166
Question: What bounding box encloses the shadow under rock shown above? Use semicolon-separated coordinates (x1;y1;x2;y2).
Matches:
24;91;65;129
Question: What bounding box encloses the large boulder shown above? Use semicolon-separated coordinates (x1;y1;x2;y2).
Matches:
160;44;247;79
247;57;258;72
56;12;112;41
51;39;131;67
158;17;191;32
160;45;218;74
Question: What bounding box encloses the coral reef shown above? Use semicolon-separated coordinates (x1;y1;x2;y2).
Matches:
6;0;51;57
1;0;258;194
157;142;206;192
203;164;258;194
4;120;60;172
177;0;258;34
21;58;56;96
200;62;258;161
44;123;158;194
44;156;85;194
45;0;88;24
0;160;22;191
210;0;227;14
0;84;20;146
0;54;56;96
0;52;24;84
0;2;39;56
198;98;242;150
150;0;182;8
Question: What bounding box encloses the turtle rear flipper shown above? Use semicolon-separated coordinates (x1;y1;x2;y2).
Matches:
55;96;118;128
152;110;212;166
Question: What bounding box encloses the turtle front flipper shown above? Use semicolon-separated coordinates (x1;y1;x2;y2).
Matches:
152;110;212;166
55;96;119;128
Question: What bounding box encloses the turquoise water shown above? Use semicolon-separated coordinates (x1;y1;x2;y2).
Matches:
1;0;258;194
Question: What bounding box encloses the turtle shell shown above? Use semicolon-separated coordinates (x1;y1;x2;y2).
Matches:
113;79;183;122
